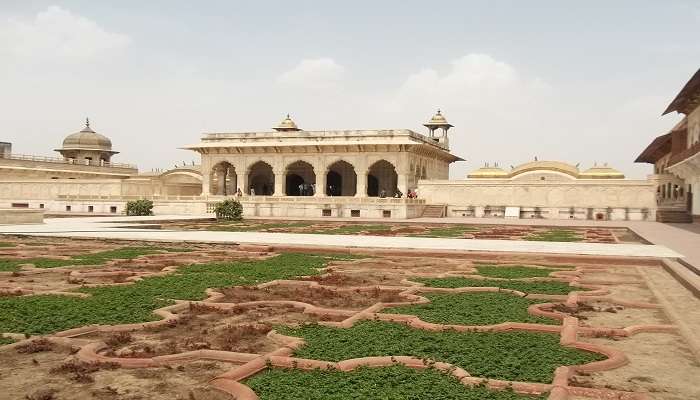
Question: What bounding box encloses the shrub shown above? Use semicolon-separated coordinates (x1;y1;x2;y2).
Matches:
125;199;154;216
213;199;243;221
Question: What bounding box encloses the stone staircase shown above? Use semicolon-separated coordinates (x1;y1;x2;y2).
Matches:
422;204;446;218
657;209;693;223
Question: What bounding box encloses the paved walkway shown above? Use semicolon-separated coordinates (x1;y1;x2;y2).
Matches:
232;215;700;270
0;215;683;259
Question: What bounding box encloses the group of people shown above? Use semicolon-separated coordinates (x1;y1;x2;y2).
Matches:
377;189;419;199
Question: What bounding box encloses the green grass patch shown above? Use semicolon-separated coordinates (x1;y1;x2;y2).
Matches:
415;277;581;295
525;230;582;242
210;221;314;232
245;365;545;399
0;336;16;346
0;253;329;335
312;224;392;235
0;242;16;248
475;265;571;279
281;321;604;383
411;225;480;238
383;292;557;325
0;246;190;271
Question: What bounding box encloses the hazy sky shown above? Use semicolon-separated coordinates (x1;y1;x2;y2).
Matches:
1;1;698;178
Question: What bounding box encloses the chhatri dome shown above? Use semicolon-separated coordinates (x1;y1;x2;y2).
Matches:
273;114;301;132
467;163;508;178
579;164;625;179
55;119;118;163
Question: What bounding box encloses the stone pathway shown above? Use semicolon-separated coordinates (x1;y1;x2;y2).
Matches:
0;215;682;259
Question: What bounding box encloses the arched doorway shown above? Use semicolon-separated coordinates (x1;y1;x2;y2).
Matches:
367;160;397;197
367;175;379;197
326;160;356;196
248;161;274;195
285;161;315;196
210;161;236;195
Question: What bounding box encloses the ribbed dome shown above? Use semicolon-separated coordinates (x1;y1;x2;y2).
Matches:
61;121;113;151
273;114;301;131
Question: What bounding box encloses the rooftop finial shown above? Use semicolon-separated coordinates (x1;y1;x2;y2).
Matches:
85;117;90;128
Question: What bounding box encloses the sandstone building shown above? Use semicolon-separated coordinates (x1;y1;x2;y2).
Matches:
0;109;664;221
636;68;700;222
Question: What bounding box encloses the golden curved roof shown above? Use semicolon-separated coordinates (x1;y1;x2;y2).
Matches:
467;160;625;180
579;165;625;179
60;120;114;152
467;166;508;178
510;160;580;178
273;114;301;131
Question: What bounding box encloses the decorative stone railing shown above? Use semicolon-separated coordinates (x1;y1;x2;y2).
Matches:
0;153;137;170
56;195;205;201
208;195;426;205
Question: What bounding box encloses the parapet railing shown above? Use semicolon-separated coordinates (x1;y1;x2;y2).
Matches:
54;194;426;204
0;153;137;170
207;195;426;204
56;195;205;201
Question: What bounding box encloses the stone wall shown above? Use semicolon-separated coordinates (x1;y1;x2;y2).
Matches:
208;197;425;219
0;208;43;224
418;179;657;221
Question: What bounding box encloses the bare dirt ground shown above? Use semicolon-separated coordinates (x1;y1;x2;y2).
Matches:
575;300;670;328
574;333;700;400
85;304;337;358
0;341;233;400
219;284;405;310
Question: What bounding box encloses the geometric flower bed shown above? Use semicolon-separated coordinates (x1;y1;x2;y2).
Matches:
383;292;560;325
147;219;643;243
246;365;546;399
0;253;331;335
278;320;604;382
415;277;585;295
0;235;692;399
0;246;191;271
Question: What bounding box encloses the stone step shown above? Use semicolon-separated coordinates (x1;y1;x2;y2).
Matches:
657;210;693;223
421;205;446;218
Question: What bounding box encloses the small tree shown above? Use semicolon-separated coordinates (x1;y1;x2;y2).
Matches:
213;199;243;221
125;199;154;216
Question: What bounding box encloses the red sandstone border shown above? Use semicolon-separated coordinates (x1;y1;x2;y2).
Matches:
0;244;673;399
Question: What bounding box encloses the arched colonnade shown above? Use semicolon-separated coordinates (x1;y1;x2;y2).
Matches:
209;159;401;198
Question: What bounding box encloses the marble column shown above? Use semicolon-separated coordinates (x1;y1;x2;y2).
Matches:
216;168;226;195
273;169;284;196
240;171;249;195
397;174;408;197
315;169;327;197
355;172;368;197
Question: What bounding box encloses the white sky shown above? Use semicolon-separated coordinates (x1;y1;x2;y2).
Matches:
1;1;699;178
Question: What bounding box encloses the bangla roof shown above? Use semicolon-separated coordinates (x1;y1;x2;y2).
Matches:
467;160;624;179
663;68;700;115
